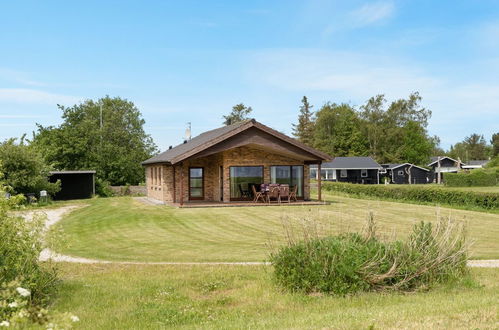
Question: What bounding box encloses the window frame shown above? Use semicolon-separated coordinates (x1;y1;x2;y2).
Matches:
270;165;304;199
340;169;347;178
361;169;368;178
188;167;204;200
229;166;264;201
398;170;404;176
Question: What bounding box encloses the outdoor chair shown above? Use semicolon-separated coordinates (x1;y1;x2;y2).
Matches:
267;185;280;203
238;184;250;198
279;184;290;203
289;185;298;202
251;185;266;203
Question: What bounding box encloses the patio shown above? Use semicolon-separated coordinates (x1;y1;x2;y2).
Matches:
169;200;328;208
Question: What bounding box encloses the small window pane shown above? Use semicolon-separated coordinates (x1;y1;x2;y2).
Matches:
190;168;203;178
190;188;203;197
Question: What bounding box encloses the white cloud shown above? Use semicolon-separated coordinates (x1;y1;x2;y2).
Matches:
0;88;81;105
243;48;499;148
350;1;395;27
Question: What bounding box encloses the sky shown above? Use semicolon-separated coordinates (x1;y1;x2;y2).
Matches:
0;0;498;152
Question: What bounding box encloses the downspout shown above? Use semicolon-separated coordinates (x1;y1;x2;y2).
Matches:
172;165;176;203
317;162;322;202
180;162;184;206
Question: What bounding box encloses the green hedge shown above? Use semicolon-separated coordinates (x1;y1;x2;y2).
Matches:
322;182;499;210
444;169;498;187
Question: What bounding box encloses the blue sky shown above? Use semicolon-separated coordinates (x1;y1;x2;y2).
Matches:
1;0;498;151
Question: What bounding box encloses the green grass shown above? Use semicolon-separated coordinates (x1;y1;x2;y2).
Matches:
51;263;498;329
53;194;499;261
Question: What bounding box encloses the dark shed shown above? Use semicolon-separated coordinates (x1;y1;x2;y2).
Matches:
381;163;430;184
49;171;96;200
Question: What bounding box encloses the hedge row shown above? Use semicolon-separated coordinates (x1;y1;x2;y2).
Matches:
322;182;499;210
444;169;499;187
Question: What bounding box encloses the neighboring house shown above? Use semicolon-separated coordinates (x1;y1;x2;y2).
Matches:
381;163;431;184
310;157;382;184
141;119;331;204
462;160;490;170
427;156;464;183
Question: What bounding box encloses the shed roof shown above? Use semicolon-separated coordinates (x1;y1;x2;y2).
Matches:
381;163;429;172
310;157;382;169
49;170;96;175
428;156;464;166
142;119;331;165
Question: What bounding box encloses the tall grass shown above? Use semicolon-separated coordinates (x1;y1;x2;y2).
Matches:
269;212;470;295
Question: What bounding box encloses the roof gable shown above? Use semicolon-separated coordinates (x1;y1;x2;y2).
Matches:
142;119;331;165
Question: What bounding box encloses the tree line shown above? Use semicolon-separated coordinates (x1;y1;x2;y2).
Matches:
290;93;437;165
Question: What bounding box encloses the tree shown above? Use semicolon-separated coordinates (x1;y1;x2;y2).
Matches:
0;138;60;195
449;133;489;162
358;92;433;164
359;95;387;160
31;96;157;186
491;133;499;157
313;103;367;157
223;103;253;125
292;96;315;146
399;121;435;165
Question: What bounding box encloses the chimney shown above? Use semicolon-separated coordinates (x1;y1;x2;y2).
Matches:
168;145;172;150
183;140;187;144
184;122;192;141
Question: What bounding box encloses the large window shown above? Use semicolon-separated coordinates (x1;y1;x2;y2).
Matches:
270;165;304;198
230;166;263;200
189;167;203;200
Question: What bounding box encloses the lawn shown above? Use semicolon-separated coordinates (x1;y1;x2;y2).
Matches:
52;193;499;261
51;263;498;329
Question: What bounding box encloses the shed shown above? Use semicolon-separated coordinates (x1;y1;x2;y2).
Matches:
49;171;96;200
381;163;431;184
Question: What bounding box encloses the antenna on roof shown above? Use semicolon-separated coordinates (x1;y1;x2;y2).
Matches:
184;122;192;141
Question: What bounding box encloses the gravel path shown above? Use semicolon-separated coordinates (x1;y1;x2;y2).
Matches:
20;205;499;268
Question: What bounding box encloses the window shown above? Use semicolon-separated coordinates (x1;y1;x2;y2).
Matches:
361;169;368;178
230;166;263;200
189;167;204;200
340;169;347;178
270;165;304;197
398;170;404;176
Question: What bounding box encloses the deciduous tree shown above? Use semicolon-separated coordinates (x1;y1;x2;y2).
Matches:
31;96;157;185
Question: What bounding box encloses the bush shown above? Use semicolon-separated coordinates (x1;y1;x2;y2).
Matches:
95;177;114;197
322;182;499;210
0;198;58;306
270;214;469;295
0;172;78;327
444;169;498;187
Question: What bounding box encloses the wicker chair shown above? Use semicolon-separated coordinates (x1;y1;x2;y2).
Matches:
251;185;265;203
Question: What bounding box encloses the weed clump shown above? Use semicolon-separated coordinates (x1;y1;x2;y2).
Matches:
270;213;469;295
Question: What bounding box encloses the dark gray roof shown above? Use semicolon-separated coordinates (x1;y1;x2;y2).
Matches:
381;163;402;169
142;119;331;165
381;163;430;172
310;157;382;169
143;120;248;165
49;170;96;174
428;156;463;166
